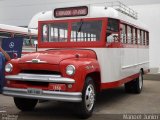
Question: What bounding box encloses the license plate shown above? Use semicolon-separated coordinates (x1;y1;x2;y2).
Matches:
27;88;42;95
49;84;66;91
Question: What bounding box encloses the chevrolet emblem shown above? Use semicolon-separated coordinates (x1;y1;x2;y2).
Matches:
32;59;39;63
26;59;47;63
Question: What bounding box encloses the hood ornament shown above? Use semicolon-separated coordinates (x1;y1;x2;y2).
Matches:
26;59;47;63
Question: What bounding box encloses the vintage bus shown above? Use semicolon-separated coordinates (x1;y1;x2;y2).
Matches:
0;24;38;54
3;2;149;118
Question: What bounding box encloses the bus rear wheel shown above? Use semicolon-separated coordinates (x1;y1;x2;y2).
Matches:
125;70;143;94
14;97;38;111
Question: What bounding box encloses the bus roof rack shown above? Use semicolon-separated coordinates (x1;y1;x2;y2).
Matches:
104;1;138;20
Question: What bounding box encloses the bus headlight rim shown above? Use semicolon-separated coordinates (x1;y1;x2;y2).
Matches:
66;65;75;76
5;63;13;73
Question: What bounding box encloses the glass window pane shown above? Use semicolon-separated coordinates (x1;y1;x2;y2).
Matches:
50;23;68;42
71;20;102;42
132;28;136;44
107;19;119;32
120;24;127;43
141;31;144;45
137;29;140;44
144;31;147;45
42;24;48;42
127;26;132;44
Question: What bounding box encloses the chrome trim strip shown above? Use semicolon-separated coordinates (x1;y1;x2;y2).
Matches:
122;61;149;69
26;61;47;63
3;87;82;102
26;58;47;63
5;73;75;84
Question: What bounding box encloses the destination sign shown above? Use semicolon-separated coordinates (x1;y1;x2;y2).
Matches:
54;6;88;18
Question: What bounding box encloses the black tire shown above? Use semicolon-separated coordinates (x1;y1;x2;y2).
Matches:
125;80;134;93
76;77;96;119
125;70;143;94
14;97;38;111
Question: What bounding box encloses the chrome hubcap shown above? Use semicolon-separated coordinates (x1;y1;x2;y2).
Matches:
139;72;142;89
85;84;95;111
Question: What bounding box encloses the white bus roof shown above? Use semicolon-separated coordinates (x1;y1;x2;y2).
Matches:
0;24;38;36
28;5;148;31
28;11;52;29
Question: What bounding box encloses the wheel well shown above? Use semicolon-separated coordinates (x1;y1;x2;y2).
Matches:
86;72;101;92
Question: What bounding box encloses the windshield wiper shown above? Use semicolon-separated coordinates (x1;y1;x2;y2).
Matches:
76;19;83;41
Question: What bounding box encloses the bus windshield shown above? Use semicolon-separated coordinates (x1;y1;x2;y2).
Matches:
71;20;102;42
41;19;102;43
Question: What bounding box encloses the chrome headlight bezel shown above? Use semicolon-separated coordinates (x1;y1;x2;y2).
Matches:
5;63;13;73
66;65;75;76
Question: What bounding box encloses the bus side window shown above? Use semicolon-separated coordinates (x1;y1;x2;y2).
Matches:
127;25;132;44
134;28;138;44
120;24;127;43
106;31;113;42
106;18;119;43
146;32;149;46
107;33;119;43
42;24;49;42
137;29;141;45
132;28;136;44
140;30;144;45
144;31;147;45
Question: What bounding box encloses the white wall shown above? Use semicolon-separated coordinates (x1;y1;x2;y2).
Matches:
0;0;160;69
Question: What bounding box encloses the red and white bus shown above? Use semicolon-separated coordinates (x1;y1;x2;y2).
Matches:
0;24;38;54
3;2;149;118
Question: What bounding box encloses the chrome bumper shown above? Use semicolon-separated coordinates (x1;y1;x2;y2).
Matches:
3;87;82;102
5;73;75;84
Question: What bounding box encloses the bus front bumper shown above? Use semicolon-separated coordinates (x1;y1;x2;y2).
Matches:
3;87;82;102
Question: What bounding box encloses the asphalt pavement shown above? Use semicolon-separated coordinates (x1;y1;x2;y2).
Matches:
0;79;160;120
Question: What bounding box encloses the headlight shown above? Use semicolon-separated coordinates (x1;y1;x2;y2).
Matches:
5;63;13;73
66;65;75;76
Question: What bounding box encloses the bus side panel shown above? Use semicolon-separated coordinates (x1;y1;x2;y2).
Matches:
92;48;149;89
121;48;149;79
93;48;122;83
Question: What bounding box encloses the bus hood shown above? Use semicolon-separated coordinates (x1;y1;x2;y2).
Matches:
19;49;97;64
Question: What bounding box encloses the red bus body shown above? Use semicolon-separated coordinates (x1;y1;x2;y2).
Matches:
2;3;149;118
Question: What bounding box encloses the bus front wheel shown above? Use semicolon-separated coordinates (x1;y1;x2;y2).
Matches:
76;77;96;119
14;97;38;111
